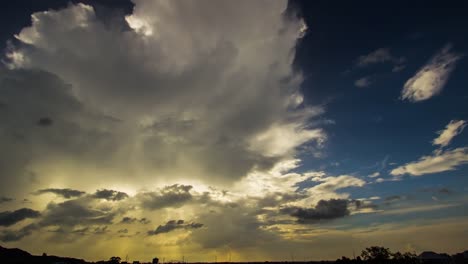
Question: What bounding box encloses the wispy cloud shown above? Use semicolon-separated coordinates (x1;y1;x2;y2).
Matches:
391;119;468;176
390;147;468;176
380;203;459;215
356;48;405;67
433;120;466;148
401;44;462;102
34;188;85;199
354;76;372;87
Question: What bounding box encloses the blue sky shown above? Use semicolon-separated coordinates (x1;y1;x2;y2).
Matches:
0;0;467;261
293;0;468;201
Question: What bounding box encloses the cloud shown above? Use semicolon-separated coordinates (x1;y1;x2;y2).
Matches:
368;172;380;178
0;224;37;242
0;197;14;203
281;199;350;223
0;208;40;226
309;175;366;193
34;188;86;199
432;120;466;148
391;120;468;176
3;0;324;187
354;77;372;87
93;189;129;201
0;68;118;196
0;0;374;255
139;184;193;210
147;219;203;235
39;198;116;227
435;188;452;194
190;204;279;249
121;217;150;224
118;228;128;234
37;117;53;127
392;64;406;72
384;195;404;203
351;199;378;212
71;227;89;235
401;44;462;102
356;48;405;67
379;203;458;216
92;226;109;235
390;147;468;176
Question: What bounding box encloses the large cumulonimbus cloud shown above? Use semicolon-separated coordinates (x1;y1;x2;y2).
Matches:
1;0;326;194
0;1;369;257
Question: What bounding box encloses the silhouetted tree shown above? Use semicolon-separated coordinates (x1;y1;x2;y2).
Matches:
452;252;466;264
393;251;420;264
109;256;121;264
361;246;392;262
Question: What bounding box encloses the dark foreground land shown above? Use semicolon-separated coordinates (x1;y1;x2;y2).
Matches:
1;245;467;264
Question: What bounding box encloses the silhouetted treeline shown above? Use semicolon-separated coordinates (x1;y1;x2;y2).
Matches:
335;247;467;264
1;245;467;264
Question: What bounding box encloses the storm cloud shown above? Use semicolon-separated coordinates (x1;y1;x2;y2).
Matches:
0;224;37;242
39;198;116;227
147;219;203;235
0;196;13;203
0;208;40;226
34;188;85;199
139;184;193;210
120;217;150;224
93;189;129;201
281;199;350;223
3;0;325;188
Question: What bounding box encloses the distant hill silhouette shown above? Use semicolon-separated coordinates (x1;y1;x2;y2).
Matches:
0;245;31;259
0;245;85;264
0;245;467;264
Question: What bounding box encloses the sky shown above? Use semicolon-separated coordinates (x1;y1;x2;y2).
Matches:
0;0;467;262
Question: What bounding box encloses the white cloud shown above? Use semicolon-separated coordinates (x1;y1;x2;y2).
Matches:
390;147;468;176
401;44;462;102
310;175;366;193
294;174;366;206
374;177;401;183
391;120;468;177
368;172;380;178
354;76;372;87
233;160;366;208
432;120;466;148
